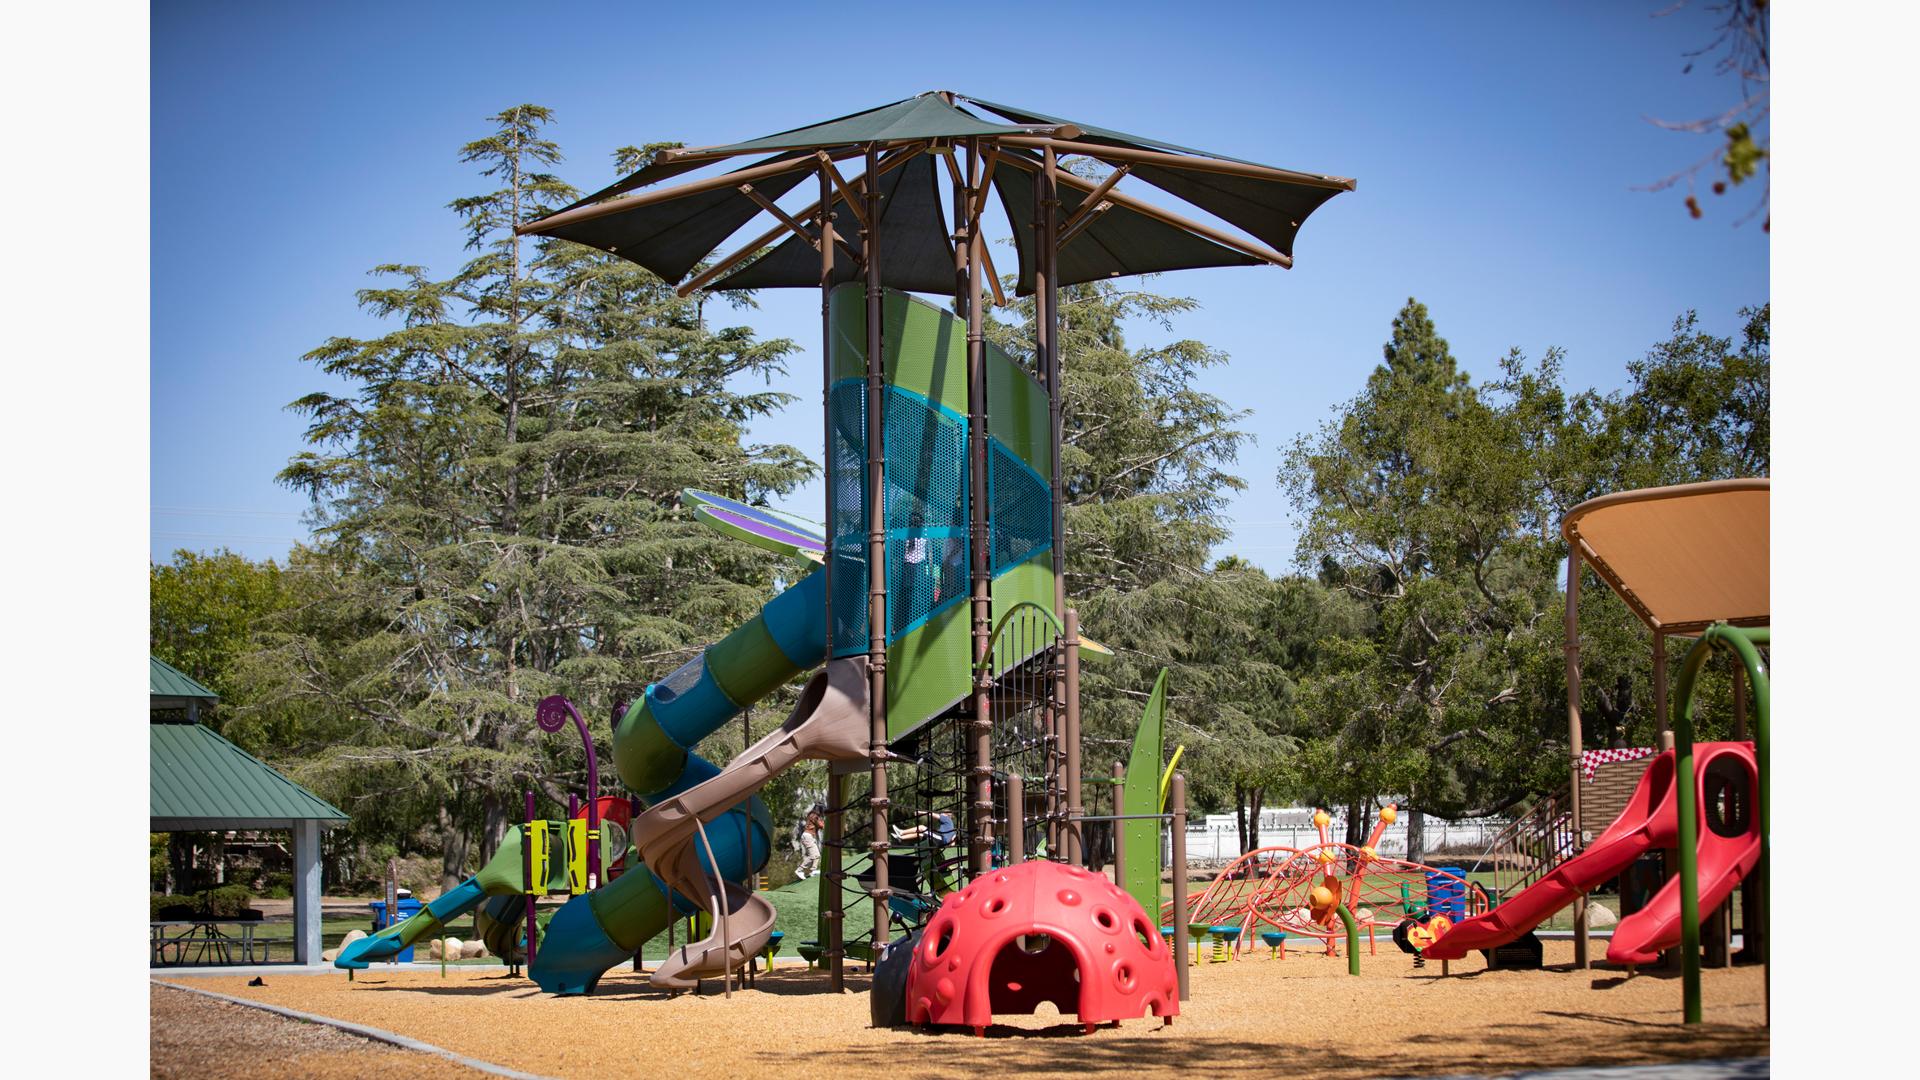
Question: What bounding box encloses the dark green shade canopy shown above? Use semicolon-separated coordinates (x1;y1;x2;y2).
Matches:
539;153;811;285
964;96;1348;258
990;153;1263;293
699;92;1038;155
521;91;1352;293
717;153;955;295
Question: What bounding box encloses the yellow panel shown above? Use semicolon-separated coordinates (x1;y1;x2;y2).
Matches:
567;818;589;894
527;821;550;897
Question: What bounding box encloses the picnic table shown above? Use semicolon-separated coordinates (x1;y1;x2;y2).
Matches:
150;919;270;966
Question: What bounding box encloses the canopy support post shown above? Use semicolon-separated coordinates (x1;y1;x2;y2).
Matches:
966;136;995;878
861;144;891;960
818;163;847;992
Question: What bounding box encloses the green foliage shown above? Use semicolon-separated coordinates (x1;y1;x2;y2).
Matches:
244;106;812;889
150;884;255;919
1280;299;1769;827
150;550;292;732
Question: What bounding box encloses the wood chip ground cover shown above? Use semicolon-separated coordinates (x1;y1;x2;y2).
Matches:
159;940;1766;1079
150;983;492;1079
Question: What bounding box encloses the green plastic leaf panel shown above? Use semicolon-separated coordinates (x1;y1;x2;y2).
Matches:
1120;669;1169;918
886;548;1056;741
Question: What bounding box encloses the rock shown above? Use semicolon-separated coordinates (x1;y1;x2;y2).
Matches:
1587;901;1618;928
442;937;463;960
426;938;444;959
321;947;339;962
340;928;368;946
1353;907;1373;922
460;940;486;959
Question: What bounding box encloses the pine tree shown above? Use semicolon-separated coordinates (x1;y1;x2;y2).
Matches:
258;108;811;889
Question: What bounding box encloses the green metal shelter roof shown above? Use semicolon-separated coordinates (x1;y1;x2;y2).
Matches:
151;656;218;701
150;723;347;829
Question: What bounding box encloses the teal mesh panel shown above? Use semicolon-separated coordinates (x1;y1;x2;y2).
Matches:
988;438;1052;573
829;380;868;656
885;389;968;638
829;380;972;653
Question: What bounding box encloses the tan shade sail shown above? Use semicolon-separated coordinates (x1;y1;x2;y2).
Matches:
1562;479;1769;634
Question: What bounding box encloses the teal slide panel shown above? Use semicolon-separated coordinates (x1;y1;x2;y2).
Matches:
762;567;827;664
334;876;489;969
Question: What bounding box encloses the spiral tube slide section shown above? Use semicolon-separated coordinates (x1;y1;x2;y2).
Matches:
529;567;828;994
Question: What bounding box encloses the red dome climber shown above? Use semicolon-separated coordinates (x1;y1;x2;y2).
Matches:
905;860;1179;1036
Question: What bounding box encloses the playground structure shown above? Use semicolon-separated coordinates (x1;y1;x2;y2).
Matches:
1426;478;1769;1023
330;91;1352;1031
1174;805;1489;966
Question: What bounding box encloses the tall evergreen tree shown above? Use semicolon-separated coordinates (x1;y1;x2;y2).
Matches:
254;107;811;889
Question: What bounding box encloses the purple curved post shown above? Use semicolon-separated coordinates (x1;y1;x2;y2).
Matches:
536;695;600;890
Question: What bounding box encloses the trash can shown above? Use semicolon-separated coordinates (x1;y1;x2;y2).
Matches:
368;898;424;962
1427;867;1467;920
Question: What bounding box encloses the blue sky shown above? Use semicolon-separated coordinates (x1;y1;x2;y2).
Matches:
151;0;1768;573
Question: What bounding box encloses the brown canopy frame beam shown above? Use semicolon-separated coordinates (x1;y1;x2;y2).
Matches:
517;149;859;237
999;152;1296;270
672;143;924;297
737;184;818;251
1057;163;1130;235
999;134;1356;192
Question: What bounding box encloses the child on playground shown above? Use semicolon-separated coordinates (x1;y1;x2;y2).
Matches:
795;810;822;879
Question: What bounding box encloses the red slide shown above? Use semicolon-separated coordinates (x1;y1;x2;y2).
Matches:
1424;751;1682;961
1606;742;1761;965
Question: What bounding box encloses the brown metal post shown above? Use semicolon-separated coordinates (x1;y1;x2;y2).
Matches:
1040;146;1071;865
861;144;891;954
1064;608;1083;866
1654;631;1670;739
818;164;845;992
1007;774;1025;863
1565;550;1588;968
1111;761;1126;886
1170;773;1190;1002
825;770;845;991
965;137;995;877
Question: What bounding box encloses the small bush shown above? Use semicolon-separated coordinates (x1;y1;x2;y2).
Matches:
151;885;256;919
257;871;294;899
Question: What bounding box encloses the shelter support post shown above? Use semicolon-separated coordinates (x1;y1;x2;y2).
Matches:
1565;549;1588;969
294;819;321;965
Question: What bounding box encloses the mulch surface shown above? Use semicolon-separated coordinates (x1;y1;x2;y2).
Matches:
150;983;491;1079
160;940;1767;1079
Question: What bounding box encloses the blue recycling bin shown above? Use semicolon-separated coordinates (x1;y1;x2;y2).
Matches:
1426;867;1467;920
368;897;424;962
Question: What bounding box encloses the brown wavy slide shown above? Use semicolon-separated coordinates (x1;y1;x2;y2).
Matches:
634;656;871;990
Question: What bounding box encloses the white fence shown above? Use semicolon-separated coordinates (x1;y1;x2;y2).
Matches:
1176;809;1509;864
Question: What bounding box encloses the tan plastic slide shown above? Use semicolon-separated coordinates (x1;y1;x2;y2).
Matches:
634;656;871;989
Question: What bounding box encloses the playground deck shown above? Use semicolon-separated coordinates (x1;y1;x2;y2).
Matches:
156;940;1766;1079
